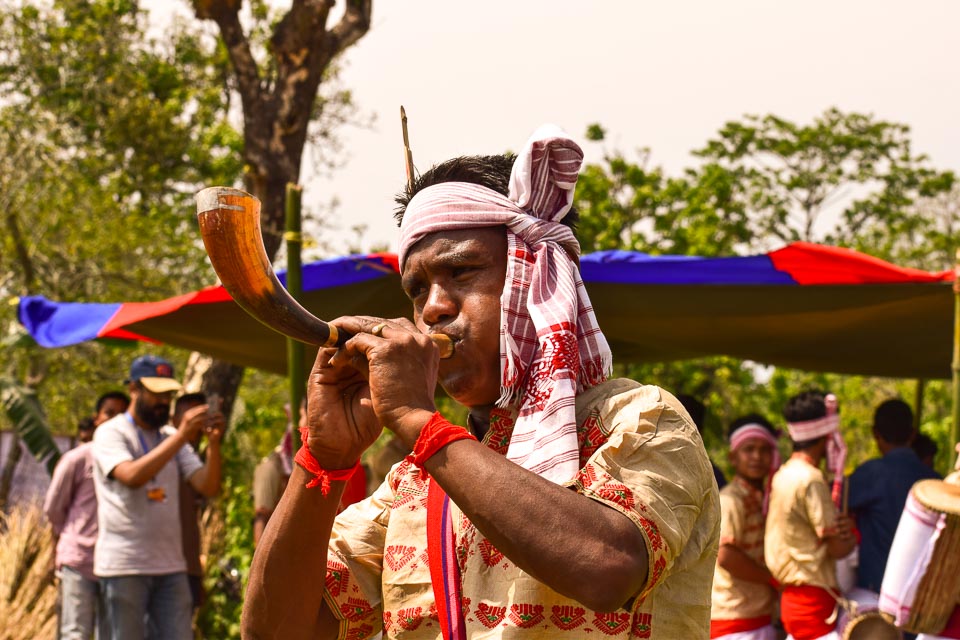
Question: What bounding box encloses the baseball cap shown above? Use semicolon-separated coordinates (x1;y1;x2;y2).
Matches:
127;355;182;394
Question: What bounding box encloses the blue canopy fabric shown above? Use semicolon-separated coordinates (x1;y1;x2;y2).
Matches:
18;243;955;378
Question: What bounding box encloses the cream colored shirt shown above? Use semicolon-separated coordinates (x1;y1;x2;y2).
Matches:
711;476;776;621
323;379;720;639
764;456;838;589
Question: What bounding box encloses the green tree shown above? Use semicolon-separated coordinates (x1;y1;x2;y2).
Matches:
0;0;244;502
188;0;373;411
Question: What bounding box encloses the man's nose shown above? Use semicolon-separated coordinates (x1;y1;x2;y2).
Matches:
421;283;457;326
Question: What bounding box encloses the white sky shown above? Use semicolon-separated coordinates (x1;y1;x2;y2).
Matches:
162;1;960;253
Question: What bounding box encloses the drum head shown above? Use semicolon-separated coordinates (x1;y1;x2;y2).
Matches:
913;479;960;516
842;612;902;640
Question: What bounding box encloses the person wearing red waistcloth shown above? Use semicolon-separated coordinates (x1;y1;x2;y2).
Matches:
710;414;781;640
764;391;856;640
242;125;720;639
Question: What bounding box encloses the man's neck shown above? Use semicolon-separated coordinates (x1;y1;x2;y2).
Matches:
734;474;765;492
791;450;821;468
467;404;496;441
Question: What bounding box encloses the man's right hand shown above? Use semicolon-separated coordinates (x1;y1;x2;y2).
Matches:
304;347;382;469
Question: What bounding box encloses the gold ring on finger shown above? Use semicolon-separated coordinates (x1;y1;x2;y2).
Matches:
371;322;387;338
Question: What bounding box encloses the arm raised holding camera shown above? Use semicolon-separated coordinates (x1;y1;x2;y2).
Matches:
186;403;225;498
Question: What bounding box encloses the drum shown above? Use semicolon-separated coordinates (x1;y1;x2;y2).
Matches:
838;588;901;640
879;477;960;634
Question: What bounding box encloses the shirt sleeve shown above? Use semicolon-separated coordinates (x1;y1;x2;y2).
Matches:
172;433;204;481
323;463;398;640
43;451;77;535
718;490;743;547
92;422;135;478
803;475;836;539
573;385;716;603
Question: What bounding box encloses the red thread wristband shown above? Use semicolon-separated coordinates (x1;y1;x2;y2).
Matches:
294;427;360;496
411;411;477;467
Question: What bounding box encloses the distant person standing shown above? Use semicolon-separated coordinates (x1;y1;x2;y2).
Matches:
92;355;223;639
44;391;130;640
174;392;215;617
848;399;940;594
766;391;856;640
912;431;939;469
711;414;781;640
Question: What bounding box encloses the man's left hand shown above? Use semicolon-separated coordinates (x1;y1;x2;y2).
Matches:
328;316;439;441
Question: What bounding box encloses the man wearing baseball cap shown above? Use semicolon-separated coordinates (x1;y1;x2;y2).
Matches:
92;355;225;639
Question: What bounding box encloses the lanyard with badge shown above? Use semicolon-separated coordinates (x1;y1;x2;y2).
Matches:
125;413;167;503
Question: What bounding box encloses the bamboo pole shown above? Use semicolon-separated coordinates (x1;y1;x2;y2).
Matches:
914;378;925;433
952;249;960;469
285;183;305;451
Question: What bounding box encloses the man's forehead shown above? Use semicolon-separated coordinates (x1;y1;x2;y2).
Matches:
403;227;506;267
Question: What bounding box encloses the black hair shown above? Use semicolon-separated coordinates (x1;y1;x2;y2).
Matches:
96;391;130;413
77;416;95;433
784;390;830;451
727;413;778;441
393;154;580;232
912;431;938;461
675;394;705;433
873;399;914;446
174;392;206;418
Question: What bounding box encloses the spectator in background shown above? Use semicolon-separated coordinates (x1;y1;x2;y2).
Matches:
678;393;727;489
44;391;130;640
847;399;940;594
77;417;96;444
94;391;131;430
912;431;938;469
766;390;856;640
711;414;782;640
174;392;214;617
92;355;224;640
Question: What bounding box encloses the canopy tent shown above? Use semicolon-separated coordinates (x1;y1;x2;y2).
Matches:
17;242;955;379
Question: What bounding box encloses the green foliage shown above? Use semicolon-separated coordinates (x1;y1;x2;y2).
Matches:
575;110;959;479
0;0;242;431
0;378;60;474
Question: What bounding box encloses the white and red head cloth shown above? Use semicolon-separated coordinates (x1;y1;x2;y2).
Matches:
786;393;847;507
729;422;782;514
398;124;613;484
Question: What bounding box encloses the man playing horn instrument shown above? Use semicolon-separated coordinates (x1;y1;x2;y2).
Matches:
243;125;720;639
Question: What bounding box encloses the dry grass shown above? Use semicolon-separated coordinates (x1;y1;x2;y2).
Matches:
0;501;57;640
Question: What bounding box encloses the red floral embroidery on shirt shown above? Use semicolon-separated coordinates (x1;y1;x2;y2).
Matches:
460;597;472;619
475;602;507;628
638;517;665;554
396;607;423;630
596;482;636;510
384;545;416;571
578;413;608;464
550;605;587;630
508;603;545;628
391;465;428;511
592;611;631;635
325;560;350;598
382;611;392;632
631;612;653;638
478;538;505;567
339;597;373;622
485;409;515;454
345;625;373;640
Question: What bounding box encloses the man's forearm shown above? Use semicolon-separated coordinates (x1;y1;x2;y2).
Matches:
424;439;649;612
718;544;773;584
242;466;346;640
111;432;187;488
192;445;222;497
